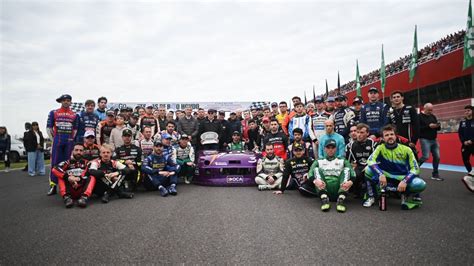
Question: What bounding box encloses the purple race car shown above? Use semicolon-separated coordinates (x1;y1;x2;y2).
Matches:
193;150;258;186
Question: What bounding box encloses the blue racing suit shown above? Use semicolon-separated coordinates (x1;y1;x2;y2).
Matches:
47;107;79;186
76;111;100;142
360;101;388;137
141;152;178;189
365;143;426;197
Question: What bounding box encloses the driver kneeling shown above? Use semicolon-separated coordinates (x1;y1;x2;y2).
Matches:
364;125;426;210
308;139;355;213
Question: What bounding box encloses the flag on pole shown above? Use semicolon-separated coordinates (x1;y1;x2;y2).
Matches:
325;79;329;98
304;91;307;105
312;85;316;102
409;25;418;83
463;0;473;70
355;60;361;96
337;71;341;90
381;44;386;93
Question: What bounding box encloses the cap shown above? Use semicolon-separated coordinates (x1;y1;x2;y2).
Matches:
161;133;172;139
56;94;72;103
180;134;189;140
146;103;153;108
154;139;163;146
353;96;363;104
293;143;304;151
84;130;95;138
271;102;278;107
325;139;337;148
314;97;323;103
262;117;270;123
232;131;241;136
106;110;115;116
208;108;217;113
368;87;379;93
230;112;236;115
326;96;335;102
120;106;128;111
335;95;347;101
218;111;225;116
126;107;133;112
122;129;133;136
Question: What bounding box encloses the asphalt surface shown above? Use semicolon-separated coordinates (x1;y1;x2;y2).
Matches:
0;167;472;264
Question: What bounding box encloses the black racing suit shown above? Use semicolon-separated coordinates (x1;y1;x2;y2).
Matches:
346;138;377;197
332;107;356;140
88;159;131;197
114;144;142;190
386;105;420;159
280;156;316;196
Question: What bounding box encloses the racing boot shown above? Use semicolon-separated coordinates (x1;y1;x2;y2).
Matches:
47;185;57;196
117;188;134;199
336;194;347;213
158;186;169;197
63;195;73;208
77;196;88;208
258;185;272;191
101;191;110;203
168;184;178;196
320;194;330;212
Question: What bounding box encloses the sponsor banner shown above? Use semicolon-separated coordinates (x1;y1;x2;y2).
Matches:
107;102;269;112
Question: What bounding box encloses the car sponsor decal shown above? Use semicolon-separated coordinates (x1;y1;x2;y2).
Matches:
227;175;244;183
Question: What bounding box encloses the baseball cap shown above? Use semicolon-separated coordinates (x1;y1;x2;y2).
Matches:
122;129;133;136
315;97;323;103
56;94;72;103
293;143;304;151
84;130;95;138
353;96;363;104
335;95;347;101
161;133;172;139
106;110;115;116
262;117;270;123
232;131;241;136
154;139;163;146
208;109;217;113
368;87;379;93
271;102;278;107
326;96;335;102
180;134;189;140
218;111;225;116
146;103;153;108
325;139;337;148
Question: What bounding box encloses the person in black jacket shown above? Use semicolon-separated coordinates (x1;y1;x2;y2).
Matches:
23;122;45;176
198;109;222;150
418;103;442;181
0;126;11;172
22;122;32;171
459;106;474;193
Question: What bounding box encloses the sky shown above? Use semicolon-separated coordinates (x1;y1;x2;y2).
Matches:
0;0;469;136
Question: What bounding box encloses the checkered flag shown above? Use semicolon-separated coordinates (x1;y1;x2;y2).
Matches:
70;102;85;113
249;102;270;110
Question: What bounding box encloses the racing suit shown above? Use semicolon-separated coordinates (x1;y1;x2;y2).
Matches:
346;138;377;197
138;114;159;135
308;110;331;158
52;158;95;199
255;154;284;189
262;131;288;160
331;107;355;140
365;143;426;198
458;117;474;173
96;120;115;146
280;156;315;196
141;152;178;190
136;138;154;161
360;101;388;137
83;143;100;161
76;111;100;142
88;158;131;198
351;108;361;125
176;143;195;179
308;156;354;201
288;113;311;142
47;107;79;186
227;141;246;152
386;105;420;145
114;144;142;190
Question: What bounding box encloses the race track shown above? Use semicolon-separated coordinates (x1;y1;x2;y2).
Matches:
0;167;472;264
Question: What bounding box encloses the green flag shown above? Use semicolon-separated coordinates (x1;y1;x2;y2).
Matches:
409;25;418;83
463;0;473;70
355;60;361;96
381;44;386;93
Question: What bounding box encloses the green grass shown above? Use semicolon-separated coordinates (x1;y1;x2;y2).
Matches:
0;160;50;170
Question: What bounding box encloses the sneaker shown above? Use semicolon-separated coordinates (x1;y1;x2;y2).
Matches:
101;192;110;203
47;185;57;196
63;196;74;208
258;185;272;191
184;176;192;184
462;175;474;192
159;186;169;197
412;194;422;203
430;176;444;181
320;195;330;212
363;197;375;208
5;167;10;172
77;196;88;208
401;194;409;210
168;184;178;196
469;170;474;177
117;189;134;199
336;195;346;213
